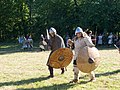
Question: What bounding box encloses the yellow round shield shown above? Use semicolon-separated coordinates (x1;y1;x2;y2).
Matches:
77;46;100;73
49;48;73;69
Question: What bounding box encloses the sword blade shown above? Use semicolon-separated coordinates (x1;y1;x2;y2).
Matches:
114;44;119;50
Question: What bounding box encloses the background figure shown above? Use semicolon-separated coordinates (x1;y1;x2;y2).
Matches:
28;34;33;48
97;34;103;46
39;34;47;51
47;27;65;78
91;35;96;45
108;33;113;46
85;29;92;38
65;33;70;47
85;29;96;44
22;34;33;49
113;34;118;44
18;35;24;44
102;33;107;45
22;36;28;49
116;40;120;54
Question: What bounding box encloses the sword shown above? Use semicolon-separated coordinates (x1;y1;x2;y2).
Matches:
46;29;50;40
114;44;119;50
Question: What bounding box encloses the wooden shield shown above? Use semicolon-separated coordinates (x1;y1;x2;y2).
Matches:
77;46;100;73
49;48;73;69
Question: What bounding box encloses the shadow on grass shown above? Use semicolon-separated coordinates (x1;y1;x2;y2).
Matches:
0;76;49;87
0;76;90;90
0;70;119;89
0;48;42;55
17;81;89;90
96;69;120;77
16;79;98;90
0;43;44;55
17;83;75;90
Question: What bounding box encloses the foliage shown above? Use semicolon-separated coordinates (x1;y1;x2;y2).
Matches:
0;0;120;41
0;0;29;41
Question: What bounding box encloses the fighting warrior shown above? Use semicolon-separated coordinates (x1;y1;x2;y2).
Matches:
47;27;65;78
68;27;96;83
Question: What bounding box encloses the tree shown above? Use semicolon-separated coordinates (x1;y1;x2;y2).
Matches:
1;0;120;42
0;0;29;41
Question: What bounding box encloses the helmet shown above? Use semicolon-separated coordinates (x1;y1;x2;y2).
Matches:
75;27;83;35
49;27;57;34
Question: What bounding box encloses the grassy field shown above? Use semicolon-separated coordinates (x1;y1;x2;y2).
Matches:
0;43;120;90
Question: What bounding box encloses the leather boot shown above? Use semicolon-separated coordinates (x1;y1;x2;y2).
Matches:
89;78;96;82
69;79;78;83
61;68;64;74
48;66;54;78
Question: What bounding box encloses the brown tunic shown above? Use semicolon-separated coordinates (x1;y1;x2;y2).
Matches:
49;34;65;52
47;34;65;65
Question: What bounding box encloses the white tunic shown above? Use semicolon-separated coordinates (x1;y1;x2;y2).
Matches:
73;36;95;60
98;35;103;45
108;35;113;44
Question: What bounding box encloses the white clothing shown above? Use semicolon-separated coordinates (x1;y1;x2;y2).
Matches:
98;35;103;45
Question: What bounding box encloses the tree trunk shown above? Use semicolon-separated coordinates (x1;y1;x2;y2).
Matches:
74;0;78;6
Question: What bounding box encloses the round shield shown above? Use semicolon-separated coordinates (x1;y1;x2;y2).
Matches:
49;48;73;69
77;46;100;73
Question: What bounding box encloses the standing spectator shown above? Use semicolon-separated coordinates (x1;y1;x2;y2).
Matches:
85;29;96;44
85;29;92;38
102;33;107;45
39;34;47;51
108;33;113;46
113;34;118;44
18;35;24;44
28;34;33;48
97;34;103;46
65;33;70;47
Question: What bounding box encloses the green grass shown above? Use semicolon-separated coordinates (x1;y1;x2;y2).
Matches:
0;43;120;90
